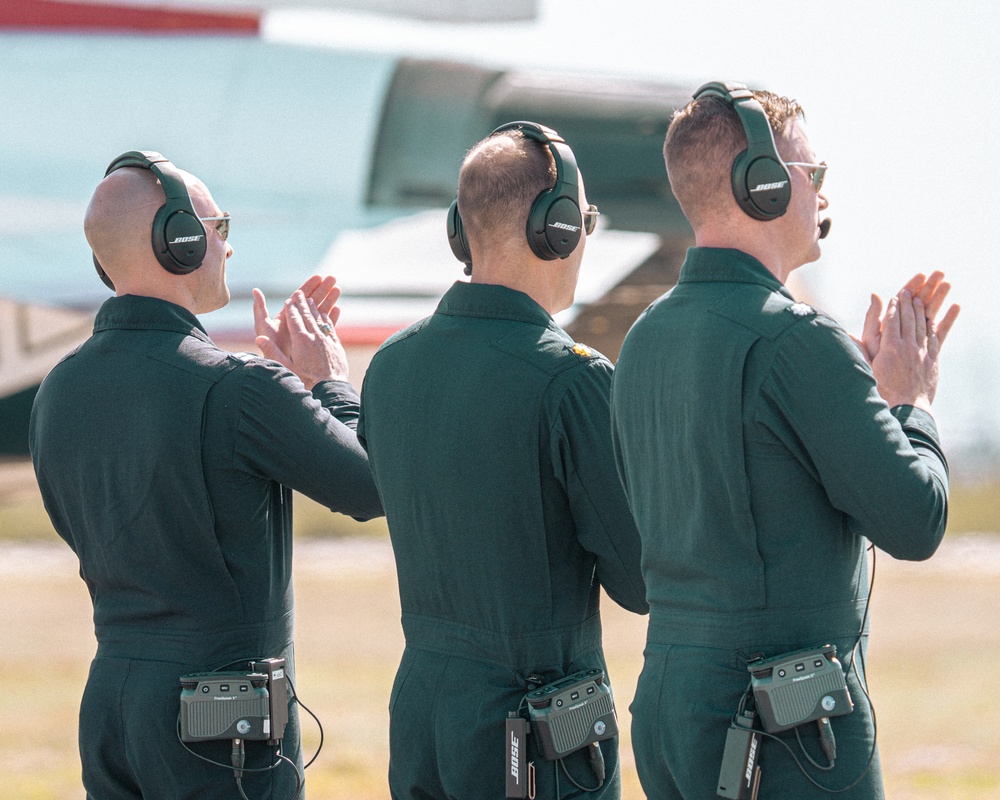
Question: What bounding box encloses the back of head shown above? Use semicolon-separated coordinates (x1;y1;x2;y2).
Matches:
85;167;166;285
664;89;803;227
457;130;556;257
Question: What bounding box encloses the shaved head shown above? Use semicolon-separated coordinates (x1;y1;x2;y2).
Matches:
84;162;230;312
85;167;166;283
85;166;217;290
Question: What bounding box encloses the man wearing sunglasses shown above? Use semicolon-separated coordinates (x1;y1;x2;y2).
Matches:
356;124;648;799
611;84;959;799
30;158;383;799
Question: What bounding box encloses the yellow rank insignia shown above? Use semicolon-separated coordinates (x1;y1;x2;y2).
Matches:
789;302;815;317
571;343;592;357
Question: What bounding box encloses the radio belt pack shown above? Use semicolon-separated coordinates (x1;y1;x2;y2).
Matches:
180;657;288;745
506;668;618;799
176;656;322;800
717;644;856;799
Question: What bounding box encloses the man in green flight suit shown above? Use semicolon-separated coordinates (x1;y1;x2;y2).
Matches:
610;83;960;799
357;122;649;799
30;152;382;798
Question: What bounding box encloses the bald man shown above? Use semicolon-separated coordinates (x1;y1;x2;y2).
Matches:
29;153;382;799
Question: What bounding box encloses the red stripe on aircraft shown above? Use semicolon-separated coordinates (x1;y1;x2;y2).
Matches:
337;326;405;346
0;0;260;34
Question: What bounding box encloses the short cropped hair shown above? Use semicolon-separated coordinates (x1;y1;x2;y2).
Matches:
664;89;804;226
457;130;557;250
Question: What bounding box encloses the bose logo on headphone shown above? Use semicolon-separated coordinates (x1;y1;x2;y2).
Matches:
751;181;788;193
169;235;204;244
548;221;581;232
693;82;793;220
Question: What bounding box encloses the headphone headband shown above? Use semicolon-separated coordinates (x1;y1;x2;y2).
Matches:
693;81;792;221
447;120;584;273
490;120;580;196
105;150;191;202
92;151;207;290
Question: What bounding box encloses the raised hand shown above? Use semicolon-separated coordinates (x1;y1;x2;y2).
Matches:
253;274;342;360
255;288;350;389
870;285;960;412
853;270;959;366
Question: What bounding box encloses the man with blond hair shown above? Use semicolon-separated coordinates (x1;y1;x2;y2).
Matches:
611;82;959;799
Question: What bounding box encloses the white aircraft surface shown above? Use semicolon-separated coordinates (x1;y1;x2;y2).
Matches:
0;0;695;454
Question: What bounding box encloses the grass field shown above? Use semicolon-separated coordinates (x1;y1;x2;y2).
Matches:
5;534;1000;798
2;466;999;798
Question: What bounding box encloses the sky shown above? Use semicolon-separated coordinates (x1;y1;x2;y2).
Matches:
267;0;1000;460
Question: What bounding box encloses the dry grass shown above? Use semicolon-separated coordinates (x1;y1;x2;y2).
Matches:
4;532;1000;799
3;461;998;797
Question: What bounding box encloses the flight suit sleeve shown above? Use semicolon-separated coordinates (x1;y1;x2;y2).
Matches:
757;316;948;561
550;358;649;614
232;360;383;521
312;379;362;431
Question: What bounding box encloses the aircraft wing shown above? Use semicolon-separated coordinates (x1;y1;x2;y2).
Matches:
0;8;692;455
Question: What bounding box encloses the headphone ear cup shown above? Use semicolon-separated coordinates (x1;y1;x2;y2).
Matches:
92;254;116;291
731;150;792;220
527;191;583;260
152;203;207;275
446;198;473;275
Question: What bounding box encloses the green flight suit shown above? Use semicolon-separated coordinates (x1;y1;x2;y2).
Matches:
610;248;949;799
29;295;382;800
357;281;648;800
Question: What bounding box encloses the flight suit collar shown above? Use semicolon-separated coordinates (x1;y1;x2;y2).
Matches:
92;294;212;342
678;247;794;300
436;281;554;328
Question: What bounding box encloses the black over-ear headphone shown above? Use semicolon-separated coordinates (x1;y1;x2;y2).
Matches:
693;81;792;221
447;121;584;275
92;150;208;290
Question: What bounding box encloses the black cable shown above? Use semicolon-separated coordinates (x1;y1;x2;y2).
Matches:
278;751;304;800
286;673;324;770
232;738;245;779
175;717;284;775
757;724;879;795
794;724;835;771
816;716;837;764
233;739;251;800
761;544;881;793
587;741;606;784
557;749;603;793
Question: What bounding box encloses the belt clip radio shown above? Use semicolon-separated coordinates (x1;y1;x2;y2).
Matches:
524;668;618;761
179;656;288;745
506;668;617;798
747;644;853;734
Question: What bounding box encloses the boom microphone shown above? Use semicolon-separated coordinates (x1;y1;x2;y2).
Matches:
818;218;832;239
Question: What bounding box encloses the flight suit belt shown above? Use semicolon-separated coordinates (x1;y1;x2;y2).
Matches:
94;618;292;665
401;612;603;669
645;599;868;650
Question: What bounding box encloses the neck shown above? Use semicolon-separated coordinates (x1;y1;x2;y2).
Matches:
112;274;201;315
470;252;570;316
694;223;797;285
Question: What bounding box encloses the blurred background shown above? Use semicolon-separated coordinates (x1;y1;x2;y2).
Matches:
1;1;997;798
